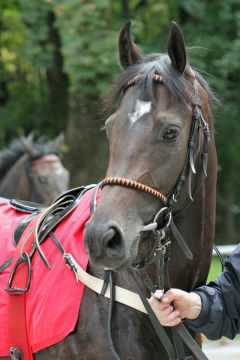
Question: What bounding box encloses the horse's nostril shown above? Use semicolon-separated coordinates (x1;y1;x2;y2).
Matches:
102;227;123;254
107;230;122;250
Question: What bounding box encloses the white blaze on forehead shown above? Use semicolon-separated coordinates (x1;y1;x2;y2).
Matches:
128;99;152;124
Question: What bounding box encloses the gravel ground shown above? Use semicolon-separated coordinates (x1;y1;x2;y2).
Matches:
203;340;240;360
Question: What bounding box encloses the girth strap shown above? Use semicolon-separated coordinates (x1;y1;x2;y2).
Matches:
5;213;43;360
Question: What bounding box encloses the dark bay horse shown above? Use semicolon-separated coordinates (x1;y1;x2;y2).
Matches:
0;134;69;205
1;22;217;360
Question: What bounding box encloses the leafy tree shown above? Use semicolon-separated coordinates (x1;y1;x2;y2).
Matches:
175;0;240;243
1;0;240;243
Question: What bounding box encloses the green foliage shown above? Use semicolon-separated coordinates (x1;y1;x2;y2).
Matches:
51;0;120;96
0;0;52;146
1;0;240;243
177;0;240;243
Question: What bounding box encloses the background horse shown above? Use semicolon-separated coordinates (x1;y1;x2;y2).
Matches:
1;22;217;360
0;134;69;205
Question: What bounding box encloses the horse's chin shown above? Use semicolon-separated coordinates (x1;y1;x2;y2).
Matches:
88;241;139;271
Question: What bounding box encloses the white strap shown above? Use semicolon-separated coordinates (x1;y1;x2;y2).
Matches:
68;254;147;314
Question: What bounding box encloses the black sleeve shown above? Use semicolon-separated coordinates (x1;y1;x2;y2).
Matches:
185;244;240;340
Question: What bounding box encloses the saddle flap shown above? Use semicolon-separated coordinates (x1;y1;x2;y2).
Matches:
10;199;45;214
13;213;37;247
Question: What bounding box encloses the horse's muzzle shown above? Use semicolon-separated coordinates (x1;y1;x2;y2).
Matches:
84;221;126;269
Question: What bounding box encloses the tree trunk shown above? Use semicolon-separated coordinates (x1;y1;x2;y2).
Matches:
46;11;69;134
64;94;108;186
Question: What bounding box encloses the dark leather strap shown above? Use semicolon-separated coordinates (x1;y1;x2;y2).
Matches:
164;245;208;360
0;256;13;274
169;221;193;261
131;269;177;360
174;324;208;360
164;257;191;360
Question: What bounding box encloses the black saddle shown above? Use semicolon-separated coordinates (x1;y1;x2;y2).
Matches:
10;199;45;246
0;185;96;274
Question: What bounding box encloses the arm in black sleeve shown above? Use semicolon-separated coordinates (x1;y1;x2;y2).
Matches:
186;244;240;340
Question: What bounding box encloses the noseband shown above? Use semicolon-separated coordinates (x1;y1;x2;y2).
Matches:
101;177;167;202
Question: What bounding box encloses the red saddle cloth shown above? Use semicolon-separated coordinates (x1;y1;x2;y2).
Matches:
0;189;95;356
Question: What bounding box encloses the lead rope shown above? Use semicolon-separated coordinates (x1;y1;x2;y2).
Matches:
163;241;192;360
132;229;189;360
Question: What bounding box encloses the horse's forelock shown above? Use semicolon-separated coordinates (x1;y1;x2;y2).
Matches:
101;53;219;116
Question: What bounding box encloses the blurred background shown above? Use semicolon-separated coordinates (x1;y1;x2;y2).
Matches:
0;0;240;245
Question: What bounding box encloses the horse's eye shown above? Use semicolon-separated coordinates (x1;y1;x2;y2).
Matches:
162;127;180;142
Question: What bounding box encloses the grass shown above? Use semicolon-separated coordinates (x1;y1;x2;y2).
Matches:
207;256;223;282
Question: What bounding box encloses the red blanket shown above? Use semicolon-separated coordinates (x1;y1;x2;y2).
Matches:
0;189;95;355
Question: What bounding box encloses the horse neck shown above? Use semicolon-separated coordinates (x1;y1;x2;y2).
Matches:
0;155;31;200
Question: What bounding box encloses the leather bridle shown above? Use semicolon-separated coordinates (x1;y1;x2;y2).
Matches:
100;73;210;238
96;73;211;360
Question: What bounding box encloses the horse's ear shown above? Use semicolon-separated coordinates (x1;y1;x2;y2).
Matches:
50;133;65;153
119;21;143;69
20;136;38;157
167;21;187;74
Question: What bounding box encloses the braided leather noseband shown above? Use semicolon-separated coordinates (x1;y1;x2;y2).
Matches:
100;177;167;202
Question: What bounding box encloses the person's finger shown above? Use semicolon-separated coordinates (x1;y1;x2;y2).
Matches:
159;310;181;326
162;289;180;303
148;297;170;312
158;305;175;318
162;317;182;327
160;295;172;304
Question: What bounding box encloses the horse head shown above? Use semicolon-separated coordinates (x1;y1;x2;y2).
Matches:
85;21;216;272
21;133;70;204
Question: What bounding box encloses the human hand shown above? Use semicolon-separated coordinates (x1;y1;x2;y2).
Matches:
148;288;202;327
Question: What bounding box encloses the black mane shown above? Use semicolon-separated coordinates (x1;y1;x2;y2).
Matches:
102;53;219;114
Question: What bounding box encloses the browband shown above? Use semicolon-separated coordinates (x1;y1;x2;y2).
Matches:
124;72;199;106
